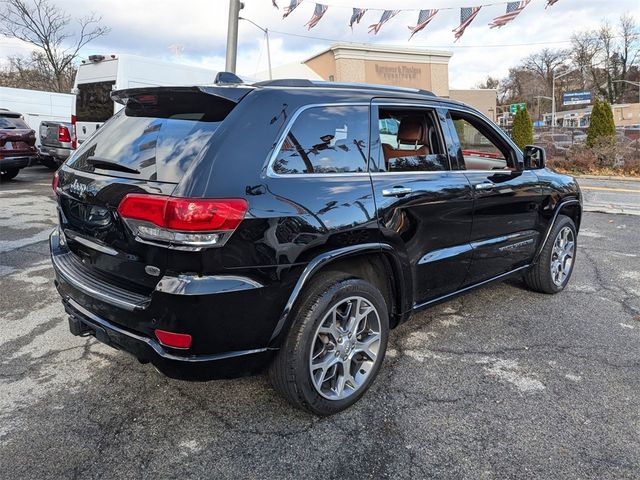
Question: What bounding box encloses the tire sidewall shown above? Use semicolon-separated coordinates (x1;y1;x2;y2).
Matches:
291;278;389;416
0;168;20;181
544;216;577;292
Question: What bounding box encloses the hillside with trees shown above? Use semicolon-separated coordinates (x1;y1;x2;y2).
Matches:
478;15;639;121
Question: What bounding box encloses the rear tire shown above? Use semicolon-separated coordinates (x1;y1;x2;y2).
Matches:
269;271;389;416
40;157;59;170
525;214;577;294
0;168;20;181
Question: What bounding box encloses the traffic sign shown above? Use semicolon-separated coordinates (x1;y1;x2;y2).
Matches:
509;103;526;114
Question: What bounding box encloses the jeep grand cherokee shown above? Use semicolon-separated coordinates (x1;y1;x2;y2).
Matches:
50;79;581;415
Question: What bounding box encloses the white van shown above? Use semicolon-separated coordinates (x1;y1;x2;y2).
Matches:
73;54;217;143
0;86;75;151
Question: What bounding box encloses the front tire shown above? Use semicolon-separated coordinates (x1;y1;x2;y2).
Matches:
269;272;389;416
525;214;577;294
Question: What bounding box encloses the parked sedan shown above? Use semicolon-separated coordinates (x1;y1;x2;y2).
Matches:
0;110;38;181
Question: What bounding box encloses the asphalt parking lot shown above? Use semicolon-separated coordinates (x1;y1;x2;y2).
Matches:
1;167;639;479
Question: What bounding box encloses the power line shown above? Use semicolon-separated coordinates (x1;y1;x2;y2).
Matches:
268;28;590;49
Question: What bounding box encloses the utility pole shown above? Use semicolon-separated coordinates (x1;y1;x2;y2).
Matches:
552;68;578;133
239;17;272;80
225;0;243;73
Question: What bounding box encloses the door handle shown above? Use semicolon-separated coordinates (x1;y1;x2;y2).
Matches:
475;182;494;190
382;187;412;197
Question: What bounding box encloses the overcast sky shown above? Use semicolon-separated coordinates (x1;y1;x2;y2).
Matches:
1;0;638;88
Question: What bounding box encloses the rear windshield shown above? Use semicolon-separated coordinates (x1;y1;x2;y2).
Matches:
0;116;30;129
76;81;116;123
68;90;235;183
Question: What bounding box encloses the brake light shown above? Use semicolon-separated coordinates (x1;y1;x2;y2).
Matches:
71;115;77;150
58;125;71;143
155;329;192;349
52;171;59;194
117;194;248;248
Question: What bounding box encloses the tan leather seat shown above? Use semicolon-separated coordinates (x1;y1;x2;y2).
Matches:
382;117;430;167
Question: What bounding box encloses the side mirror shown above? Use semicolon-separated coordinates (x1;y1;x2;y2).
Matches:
523;145;546;169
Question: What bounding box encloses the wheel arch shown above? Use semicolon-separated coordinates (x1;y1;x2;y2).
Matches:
533;197;581;265
268;243;412;348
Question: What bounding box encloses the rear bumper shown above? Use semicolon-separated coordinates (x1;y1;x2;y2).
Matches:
0;156;35;170
40;145;72;161
49;228;287;379
63;297;274;380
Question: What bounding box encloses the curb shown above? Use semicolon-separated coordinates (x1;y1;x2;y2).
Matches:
583;206;640;216
575;174;640;182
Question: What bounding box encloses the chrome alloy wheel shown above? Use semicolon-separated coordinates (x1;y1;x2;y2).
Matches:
309;296;382;400
551;226;575;286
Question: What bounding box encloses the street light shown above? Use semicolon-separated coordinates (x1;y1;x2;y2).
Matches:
552;67;579;132
239;17;272;80
534;95;552;122
613;80;640;104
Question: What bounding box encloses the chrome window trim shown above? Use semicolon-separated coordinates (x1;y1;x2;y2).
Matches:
264;100;528;178
265;102;371;178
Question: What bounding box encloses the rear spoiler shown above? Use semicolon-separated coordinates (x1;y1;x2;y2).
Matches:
110;85;253;105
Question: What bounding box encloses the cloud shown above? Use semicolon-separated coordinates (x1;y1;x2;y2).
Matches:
0;0;638;88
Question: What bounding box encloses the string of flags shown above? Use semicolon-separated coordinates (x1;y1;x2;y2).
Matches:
271;0;561;40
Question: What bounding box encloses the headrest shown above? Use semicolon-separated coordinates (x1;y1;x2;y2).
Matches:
397;117;424;145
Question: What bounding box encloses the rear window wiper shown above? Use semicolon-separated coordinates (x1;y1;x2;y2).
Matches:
87;156;141;174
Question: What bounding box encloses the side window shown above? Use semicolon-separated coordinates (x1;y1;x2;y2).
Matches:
375;107;449;173
272;105;369;175
450;112;513;171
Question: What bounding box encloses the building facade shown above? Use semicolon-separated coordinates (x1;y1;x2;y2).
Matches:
254;43;497;120
304;44;452;96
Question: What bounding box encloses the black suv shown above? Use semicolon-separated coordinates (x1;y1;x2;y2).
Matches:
50;80;581;415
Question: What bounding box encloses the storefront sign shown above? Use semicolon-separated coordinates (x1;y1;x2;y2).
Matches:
373;64;422;82
563;91;592;106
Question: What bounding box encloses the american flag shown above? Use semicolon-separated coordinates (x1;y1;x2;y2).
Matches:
349;8;367;29
488;1;530;29
546;0;560;7
305;4;328;30
408;9;439;40
368;10;399;35
282;0;303;19
452;6;482;41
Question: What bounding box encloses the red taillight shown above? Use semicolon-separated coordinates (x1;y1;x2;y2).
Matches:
117;194;248;248
155;329;192;349
118;195;247;231
71;114;77;150
58;125;71;143
52;171;59;194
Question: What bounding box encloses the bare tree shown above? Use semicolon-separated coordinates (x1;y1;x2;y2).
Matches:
476;76;500;90
570;15;639;103
0;0;109;92
617;14;639;101
522;48;570;97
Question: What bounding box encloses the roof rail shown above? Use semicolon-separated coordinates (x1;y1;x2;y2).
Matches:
252;78;435;96
312;81;435;96
254;79;316;87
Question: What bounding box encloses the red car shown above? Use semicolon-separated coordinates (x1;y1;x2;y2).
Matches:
0;110;38;181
